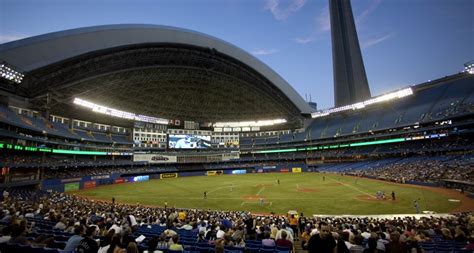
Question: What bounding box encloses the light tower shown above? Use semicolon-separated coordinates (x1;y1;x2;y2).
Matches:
329;0;371;107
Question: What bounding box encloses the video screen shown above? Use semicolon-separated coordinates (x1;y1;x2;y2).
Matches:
168;134;211;149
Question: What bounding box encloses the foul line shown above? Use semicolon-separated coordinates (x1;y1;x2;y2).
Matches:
207;184;239;194
127;196;345;200
241;201;272;206
328;177;376;199
256;187;265;196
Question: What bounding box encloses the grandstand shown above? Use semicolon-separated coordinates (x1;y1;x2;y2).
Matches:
0;11;473;253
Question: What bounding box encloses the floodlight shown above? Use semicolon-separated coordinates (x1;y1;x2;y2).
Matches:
213;119;287;129
311;88;413;118
0;62;24;84
464;60;474;74
74;98;169;124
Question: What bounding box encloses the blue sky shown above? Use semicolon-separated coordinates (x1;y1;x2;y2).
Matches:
0;0;473;109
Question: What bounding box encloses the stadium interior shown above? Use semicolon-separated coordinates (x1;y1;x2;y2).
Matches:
0;17;473;253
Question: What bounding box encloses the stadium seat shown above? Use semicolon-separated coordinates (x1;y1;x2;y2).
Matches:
223;246;245;253
41;247;60;253
276;246;292;253
454;250;473;253
169;249;185;253
195;245;213;253
260;248;276;253
436;251;453;253
245;247;260;253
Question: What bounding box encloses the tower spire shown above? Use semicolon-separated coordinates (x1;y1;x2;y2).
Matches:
330;0;371;107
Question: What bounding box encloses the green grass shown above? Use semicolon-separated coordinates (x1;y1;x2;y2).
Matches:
72;173;460;215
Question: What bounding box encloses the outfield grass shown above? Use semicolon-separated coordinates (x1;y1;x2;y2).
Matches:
72;173;460;215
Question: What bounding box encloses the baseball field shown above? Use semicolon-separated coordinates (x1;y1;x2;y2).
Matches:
71;173;472;215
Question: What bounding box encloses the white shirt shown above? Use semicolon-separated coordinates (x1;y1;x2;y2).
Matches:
361;231;371;239
109;224;122;234
216;229;225;239
128;215;137;227
98;245;110;253
275;229;294;242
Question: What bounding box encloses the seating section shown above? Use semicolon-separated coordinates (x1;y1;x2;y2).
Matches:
240;75;474;147
111;134;131;144
0;105;132;145
92;132;111;143
0;189;471;253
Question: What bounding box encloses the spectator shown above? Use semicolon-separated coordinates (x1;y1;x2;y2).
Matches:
307;223;336;253
169;234;184;251
64;225;85;251
262;232;276;247
275;230;292;248
77;226;99;253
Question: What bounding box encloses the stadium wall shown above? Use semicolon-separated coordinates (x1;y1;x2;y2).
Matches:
40;163;308;192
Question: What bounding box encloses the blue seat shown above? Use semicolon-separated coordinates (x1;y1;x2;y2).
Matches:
53;240;66;249
420;243;435;251
453;242;468;249
455;250;473;253
224;246;245;253
195;242;211;248
195;245;213;253
436;250;453;253
276;246;292;253
183;245;196;251
4;242;20;253
169;249;185;253
246;247;260;253
41;247;60;253
17;244;32;252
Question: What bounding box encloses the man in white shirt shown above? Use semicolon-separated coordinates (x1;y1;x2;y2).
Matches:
216;225;226;239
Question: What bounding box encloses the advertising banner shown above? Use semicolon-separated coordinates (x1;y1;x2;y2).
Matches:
160;173;178;179
207;170;224;176
133;154;177;163
114;178;125;184
83;181;97;189
292;167;302;173
64;182;80;192
231;170;247;175
133;175;149;182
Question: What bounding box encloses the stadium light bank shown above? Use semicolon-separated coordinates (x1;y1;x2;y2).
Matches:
213;119;287;128
0;62;24;84
311;88;414;119
464;60;474;74
73;98;169;124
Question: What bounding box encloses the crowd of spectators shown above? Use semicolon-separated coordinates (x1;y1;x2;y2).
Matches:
0;189;473;253
0;154;42;167
429;101;474;121
0;154;135;169
346;155;474;184
43;166;173;179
